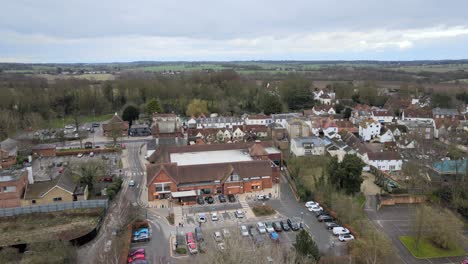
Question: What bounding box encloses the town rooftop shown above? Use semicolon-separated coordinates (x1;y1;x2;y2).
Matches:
170;149;253;166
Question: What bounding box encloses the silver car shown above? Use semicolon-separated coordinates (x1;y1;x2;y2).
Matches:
240;225;249;237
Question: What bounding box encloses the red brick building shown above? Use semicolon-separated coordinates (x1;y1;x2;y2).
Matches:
0;138;18;169
32;144;57;157
146;141;281;203
102;114;129;137
0;169;28;208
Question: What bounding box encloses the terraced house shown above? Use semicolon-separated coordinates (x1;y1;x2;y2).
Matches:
146;141;281;204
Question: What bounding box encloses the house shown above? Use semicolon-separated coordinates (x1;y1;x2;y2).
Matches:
335;120;358;134
313;89;336;105
286;118;312;139
434;118;461;139
0;138;18;169
326;139;356;162
245;115;272;126
290;137;330;156
146;142;281;203
152;113;182;138
271;113;302;128
129;124;152;137
102;113;129;137
398;119;435;140
244;125;269;139
22;172;88;206
187;116;244;129
0;169;29;208
378;129;395;143
371;109;394;123
32;144;56;157
401;108;433;121
367;152;403;171
312;105;336;116
350;104;373;125
359;119;381;141
432;108;460;119
340;131;370;163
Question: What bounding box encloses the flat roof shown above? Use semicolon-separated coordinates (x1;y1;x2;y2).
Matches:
264;147;281;154
170;149;253;166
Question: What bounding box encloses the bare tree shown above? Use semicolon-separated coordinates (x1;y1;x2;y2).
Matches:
350;223;397;264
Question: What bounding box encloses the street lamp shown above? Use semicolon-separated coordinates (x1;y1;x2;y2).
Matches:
300;211;304;226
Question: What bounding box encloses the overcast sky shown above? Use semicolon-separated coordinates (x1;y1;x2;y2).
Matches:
1;0;468;63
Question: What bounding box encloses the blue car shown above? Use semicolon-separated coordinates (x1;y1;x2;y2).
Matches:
133;228;149;236
269;232;279;241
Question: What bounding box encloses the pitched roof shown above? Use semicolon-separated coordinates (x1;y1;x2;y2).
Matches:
247;115;271;120
340;131;369;155
372;109;392;117
0;138;18;156
434;118;460;129
403;108;432;119
109;113;124;123
335;120;358;133
367;151;401;161
432;107;459;116
23;172;76;200
314;105;334;112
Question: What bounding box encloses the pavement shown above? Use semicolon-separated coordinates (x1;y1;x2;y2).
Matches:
365;196;468;264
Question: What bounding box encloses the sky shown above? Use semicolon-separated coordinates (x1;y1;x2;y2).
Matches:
1;0;468;63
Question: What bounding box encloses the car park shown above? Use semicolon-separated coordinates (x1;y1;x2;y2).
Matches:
307;204;323;212
256;222;267;234
228;194;236;203
198;213;207;223
325;222;340;230
305;201;318;208
240;225;249;237
249;226;259;237
264;222;275;233
218;194;226;203
339;234;355;242
213;231;223;242
280;220;290;231
234;209;244;218
254;234;264;246
287;218;300;231
197;196;205;205
318;215;334;222
273;222;282;232
195;227;203;241
211;212;219;221
332;227;350;236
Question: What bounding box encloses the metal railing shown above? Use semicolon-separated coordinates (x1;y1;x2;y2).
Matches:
0;199;108;217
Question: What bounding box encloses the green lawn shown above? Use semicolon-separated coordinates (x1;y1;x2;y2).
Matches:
48;113;113;128
399;236;467;259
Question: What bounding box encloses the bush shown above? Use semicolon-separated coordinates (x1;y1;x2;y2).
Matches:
166;213;174;225
175;247;187;255
252;205;276;216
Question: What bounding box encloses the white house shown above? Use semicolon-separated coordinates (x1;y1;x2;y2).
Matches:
359;119;381;141
371;109;394;123
290;137;330;156
326;139;355;161
271;113;302;128
367;152;403;171
378;130;395;143
232;127;245;140
189;116;244;129
312;105;336;116
313;89;336;105
245;115;272;126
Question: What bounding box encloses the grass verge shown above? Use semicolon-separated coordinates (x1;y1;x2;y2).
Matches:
167;213;175;225
252;205;276;217
48;113;113;128
399;236;467;259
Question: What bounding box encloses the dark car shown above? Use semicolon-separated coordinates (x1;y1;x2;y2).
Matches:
218;194;226;203
227;194;236;203
92;122;100;127
205;196;214;204
325;222;340;230
314;210;328;217
287;218;300;231
280;220;290;231
317;215;334;222
101;176;113;182
273;222;282;232
197;197;205;205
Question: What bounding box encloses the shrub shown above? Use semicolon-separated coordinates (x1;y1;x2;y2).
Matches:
175;247;187;255
166;213;174;225
252;205;276;216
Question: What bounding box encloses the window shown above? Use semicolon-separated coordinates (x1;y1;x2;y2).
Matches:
155;183;171;192
2;186;16;193
53;197;62;202
228;174;240;182
216;187;222;194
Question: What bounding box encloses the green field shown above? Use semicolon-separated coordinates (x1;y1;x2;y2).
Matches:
48;113;113;128
399;236;467;259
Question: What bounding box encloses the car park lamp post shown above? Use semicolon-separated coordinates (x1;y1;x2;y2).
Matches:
300;212;304;225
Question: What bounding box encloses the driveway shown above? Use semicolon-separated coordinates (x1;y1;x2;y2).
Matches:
365;197;467;264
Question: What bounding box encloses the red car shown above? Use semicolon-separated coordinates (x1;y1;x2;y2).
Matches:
186;232;195;243
127;253;145;263
101;177;113;182
58;167;64;174
129;248;145;256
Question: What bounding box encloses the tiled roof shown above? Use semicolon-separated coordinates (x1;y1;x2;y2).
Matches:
367;151;401;161
247;115;271;120
432;107;459;116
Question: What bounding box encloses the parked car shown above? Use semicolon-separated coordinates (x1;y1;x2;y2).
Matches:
77;153;83;158
195;227;203;241
314;210;327;217
92;122;100;127
188;242;198;254
240;225;249;237
197;196;205;205
128;253;145;263
218;242;226;250
186;232;195;243
129;248;145;257
269;231;279;241
339;234;355;242
228;194;236;203
205;196;214;204
307;204;323;212
129;180;135;187
287;218;300;231
198;213;207;223
101;176;113;182
280;220;290;231
218;194;226;203
132;233;149;242
213;231;223;242
256;194;269;200
305;201;318;208
273;222;283;232
234;209;244;218
318;215;334;222
332;227;350;236
58;167;65;174
325;222;340;230
256;222;267;234
222;228;230;238
89;152;94;157
211;212;219;221
264;222;275;233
